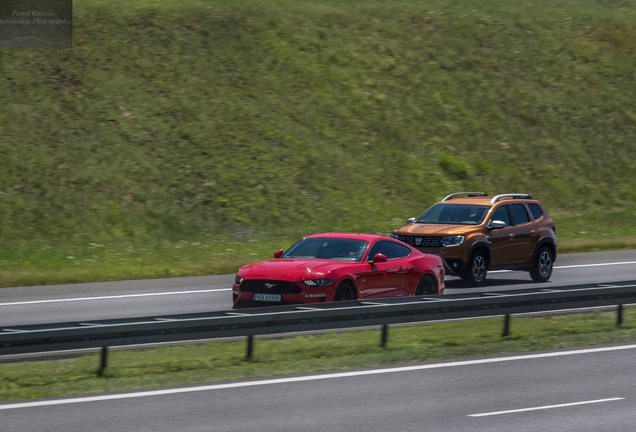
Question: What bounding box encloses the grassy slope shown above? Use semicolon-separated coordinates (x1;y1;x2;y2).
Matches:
1;0;636;286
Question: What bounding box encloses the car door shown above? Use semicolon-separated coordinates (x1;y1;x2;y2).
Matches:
358;240;411;298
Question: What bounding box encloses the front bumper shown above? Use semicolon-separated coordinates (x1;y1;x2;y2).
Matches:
233;292;328;308
232;282;331;308
422;253;466;277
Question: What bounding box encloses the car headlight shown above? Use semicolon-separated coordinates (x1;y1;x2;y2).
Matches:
440;236;465;246
234;275;244;285
390;233;399;239
303;278;333;287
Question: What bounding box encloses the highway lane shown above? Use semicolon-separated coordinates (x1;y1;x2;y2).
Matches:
1;249;636;326
3;344;636;431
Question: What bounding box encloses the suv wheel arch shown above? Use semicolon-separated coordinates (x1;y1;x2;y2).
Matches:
461;245;490;286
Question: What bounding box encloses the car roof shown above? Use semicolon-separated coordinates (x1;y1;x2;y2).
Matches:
304;232;387;241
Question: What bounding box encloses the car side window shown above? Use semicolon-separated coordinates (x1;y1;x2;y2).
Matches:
510;204;530;226
367;240;411;260
528;204;543;220
491;205;511;226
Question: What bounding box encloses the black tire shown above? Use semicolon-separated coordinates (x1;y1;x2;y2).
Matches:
461;250;488;286
334;283;356;301
530;246;554;282
415;275;438;295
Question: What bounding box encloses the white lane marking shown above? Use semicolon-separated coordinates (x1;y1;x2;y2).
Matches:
489;261;636;274
0;288;231;307
1;344;636;411
556;261;636;269
468;397;624;417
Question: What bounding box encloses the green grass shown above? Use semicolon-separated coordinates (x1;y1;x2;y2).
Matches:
2;309;636;402
1;0;636;286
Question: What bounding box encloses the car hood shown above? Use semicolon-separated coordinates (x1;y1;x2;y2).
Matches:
240;259;350;280
399;224;471;236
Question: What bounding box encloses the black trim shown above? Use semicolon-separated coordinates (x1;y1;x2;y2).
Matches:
468;241;491;268
490;262;533;271
531;236;558;264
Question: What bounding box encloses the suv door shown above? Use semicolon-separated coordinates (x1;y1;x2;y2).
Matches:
507;203;535;263
488;204;515;265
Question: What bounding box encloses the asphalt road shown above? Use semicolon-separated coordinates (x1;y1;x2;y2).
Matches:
3;344;636;431
1;249;636;326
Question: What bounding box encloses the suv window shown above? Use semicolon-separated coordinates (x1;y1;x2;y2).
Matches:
528;204;543;220
491;205;511;226
368;241;411;260
510;204;530;225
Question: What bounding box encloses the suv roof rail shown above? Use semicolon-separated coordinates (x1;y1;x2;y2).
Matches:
489;194;533;204
441;192;488;202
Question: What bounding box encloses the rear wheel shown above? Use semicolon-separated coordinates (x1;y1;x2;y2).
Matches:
530;246;554;282
416;275;438;295
334;283;356;301
461;250;487;286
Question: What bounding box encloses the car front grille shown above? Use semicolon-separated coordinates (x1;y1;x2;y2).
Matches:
241;280;302;294
397;235;443;248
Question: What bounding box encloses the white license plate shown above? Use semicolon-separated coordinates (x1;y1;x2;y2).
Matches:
253;293;282;302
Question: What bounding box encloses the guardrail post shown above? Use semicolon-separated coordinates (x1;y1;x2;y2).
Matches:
502;314;511;337
380;324;388;347
98;347;108;376
246;335;254;359
617;304;624;326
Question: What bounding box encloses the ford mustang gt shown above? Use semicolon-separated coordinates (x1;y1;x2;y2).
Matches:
232;233;445;308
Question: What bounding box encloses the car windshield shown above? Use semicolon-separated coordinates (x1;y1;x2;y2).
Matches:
417;204;490;225
282;238;369;262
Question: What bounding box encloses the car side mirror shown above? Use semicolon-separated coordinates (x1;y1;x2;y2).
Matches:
407;217;416;224
372;253;387;263
489;220;506;229
273;249;284;258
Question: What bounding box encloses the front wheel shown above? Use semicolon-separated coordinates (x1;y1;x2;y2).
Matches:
461;250;487;286
530;246;554;282
334;283;356;301
416;275;438;295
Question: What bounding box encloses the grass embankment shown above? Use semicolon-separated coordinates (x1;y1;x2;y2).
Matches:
2;310;636;402
1;0;636;287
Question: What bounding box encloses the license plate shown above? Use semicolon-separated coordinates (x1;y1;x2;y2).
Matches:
253;293;282;302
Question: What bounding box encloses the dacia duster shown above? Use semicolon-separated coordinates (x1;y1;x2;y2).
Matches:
390;192;557;286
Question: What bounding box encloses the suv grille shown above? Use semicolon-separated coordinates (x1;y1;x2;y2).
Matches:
242;280;302;294
397;236;443;248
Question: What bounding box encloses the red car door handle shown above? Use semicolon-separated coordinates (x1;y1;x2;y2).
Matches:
398;266;413;272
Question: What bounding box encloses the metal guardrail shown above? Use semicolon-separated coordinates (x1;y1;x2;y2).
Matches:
2;280;636;373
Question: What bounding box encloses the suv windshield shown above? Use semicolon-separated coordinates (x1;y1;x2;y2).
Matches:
282;238;369;261
417;204;490;225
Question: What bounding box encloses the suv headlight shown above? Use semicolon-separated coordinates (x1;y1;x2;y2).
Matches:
440;236;464;246
303;278;333;287
234;275;244;285
390;233;399;239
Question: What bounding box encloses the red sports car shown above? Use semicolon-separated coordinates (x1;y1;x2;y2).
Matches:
232;233;445;308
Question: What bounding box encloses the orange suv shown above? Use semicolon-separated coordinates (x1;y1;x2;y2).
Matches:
390;192;557;286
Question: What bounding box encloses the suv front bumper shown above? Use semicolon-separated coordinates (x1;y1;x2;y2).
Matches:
424;253;466;277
